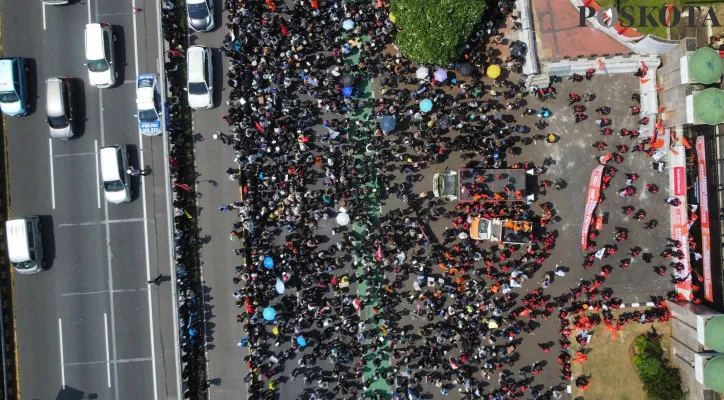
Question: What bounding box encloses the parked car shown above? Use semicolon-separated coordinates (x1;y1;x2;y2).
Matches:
187;0;214;32
0;57;29;116
187;46;214;109
136;74;163;136
84;23;118;88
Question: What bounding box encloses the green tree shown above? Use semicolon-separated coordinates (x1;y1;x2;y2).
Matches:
390;0;486;65
632;335;685;400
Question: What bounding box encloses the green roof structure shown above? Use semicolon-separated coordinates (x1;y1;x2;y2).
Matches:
694;88;724;125
689;47;724;85
705;315;724;353
704;356;724;393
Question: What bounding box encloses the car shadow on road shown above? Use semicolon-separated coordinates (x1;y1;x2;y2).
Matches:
70;78;86;138
55;385;95;400
211;47;223;109
39;214;56;270
125;144;141;202
112;25;128;86
25;58;38;116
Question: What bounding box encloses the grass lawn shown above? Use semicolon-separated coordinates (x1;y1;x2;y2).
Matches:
570;308;673;400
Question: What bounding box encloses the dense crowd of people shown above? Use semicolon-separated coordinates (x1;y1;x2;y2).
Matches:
191;0;688;399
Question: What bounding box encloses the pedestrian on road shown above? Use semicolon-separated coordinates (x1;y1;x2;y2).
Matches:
127;165;150;176
213;131;229;144
148;274;163;286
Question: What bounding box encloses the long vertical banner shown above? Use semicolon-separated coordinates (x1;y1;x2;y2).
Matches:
696;136;713;301
672;205;691;297
581;166;604;250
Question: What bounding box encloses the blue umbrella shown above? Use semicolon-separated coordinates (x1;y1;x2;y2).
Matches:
419;99;433;113
296;336;307;347
380;115;397;132
275;278;285;294
342;86;353;97
342;19;355;31
434;68;448;82
263;307;277;321
264;256;274;269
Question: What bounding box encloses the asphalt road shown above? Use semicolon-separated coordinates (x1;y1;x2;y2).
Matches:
185;0;252;397
1;1;179;399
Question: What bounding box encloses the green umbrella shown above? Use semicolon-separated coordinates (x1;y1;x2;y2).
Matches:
689;47;724;85
705;315;724;353
704;356;724;393
694;88;724;125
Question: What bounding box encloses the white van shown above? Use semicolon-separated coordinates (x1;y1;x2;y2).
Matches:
84;23;117;88
6;217;44;274
0;57;29;116
46;77;74;139
187;46;213;109
100;145;131;204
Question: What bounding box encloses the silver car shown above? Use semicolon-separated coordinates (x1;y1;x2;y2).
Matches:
187;0;214;32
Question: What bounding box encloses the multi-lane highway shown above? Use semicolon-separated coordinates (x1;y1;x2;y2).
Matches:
1;1;179;399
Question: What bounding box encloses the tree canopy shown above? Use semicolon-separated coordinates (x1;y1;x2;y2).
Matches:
390;0;486;65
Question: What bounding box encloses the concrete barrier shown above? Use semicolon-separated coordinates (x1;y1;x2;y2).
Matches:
515;0;540;75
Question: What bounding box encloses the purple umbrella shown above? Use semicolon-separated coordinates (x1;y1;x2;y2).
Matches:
434;68;448;82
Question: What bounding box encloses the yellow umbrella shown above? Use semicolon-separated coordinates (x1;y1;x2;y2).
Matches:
486;65;501;79
389;12;396;23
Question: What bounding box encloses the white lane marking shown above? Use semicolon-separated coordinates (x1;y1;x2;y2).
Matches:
131;0;140;74
42;3;47;30
156;0;182;395
104;313;111;388
58;218;148;227
65;357;154;366
131;0;158;397
58;318;65;389
49;138;56;209
103;190;120;400
61;288;148;297
87;0;92;22
95;140;101;208
98;90;105;147
96;45;120;398
53;152;98;158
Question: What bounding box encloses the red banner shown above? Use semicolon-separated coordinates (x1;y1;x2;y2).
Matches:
582;166;604;250
673;167;686;196
696;136;713;301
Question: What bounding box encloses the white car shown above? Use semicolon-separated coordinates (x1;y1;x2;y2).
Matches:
100;145;131;204
84;23;117;88
136;74;163;136
187;46;214;109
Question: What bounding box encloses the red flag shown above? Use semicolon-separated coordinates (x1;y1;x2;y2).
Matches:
255;121;265;132
353;298;360;310
280;24;288;36
375;244;383;260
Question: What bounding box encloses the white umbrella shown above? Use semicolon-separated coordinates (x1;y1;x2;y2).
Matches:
416;66;429;80
336;212;350;226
